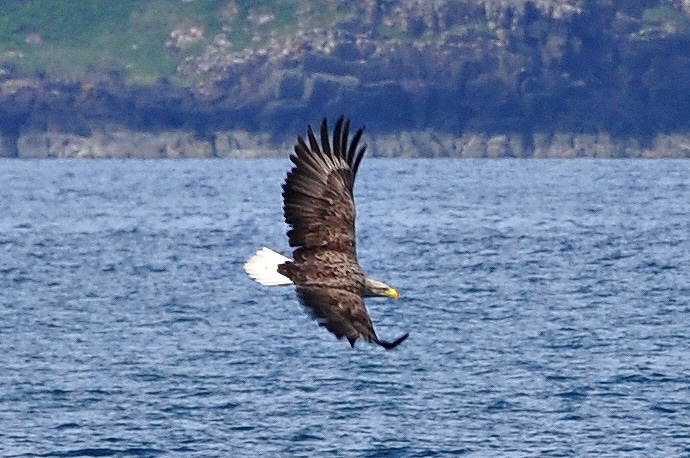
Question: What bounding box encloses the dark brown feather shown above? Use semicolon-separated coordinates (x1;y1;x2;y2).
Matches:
295;286;378;345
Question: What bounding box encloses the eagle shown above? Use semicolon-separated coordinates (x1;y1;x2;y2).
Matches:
244;117;409;350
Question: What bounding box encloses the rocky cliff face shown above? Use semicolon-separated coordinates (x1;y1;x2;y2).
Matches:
2;0;690;157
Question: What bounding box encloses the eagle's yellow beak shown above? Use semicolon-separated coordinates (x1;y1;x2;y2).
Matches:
387;288;400;299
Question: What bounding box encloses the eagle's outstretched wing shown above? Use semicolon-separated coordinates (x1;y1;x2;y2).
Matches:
281;117;365;257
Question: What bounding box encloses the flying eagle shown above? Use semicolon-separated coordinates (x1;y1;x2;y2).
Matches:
244;117;409;350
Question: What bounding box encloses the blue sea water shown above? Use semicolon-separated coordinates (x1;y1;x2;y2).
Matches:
1;158;689;457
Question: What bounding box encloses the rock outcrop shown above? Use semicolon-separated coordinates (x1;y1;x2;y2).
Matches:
2;0;690;157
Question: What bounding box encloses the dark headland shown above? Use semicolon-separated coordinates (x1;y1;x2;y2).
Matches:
2;1;690;158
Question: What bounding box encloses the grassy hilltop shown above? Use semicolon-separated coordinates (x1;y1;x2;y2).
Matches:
0;1;342;84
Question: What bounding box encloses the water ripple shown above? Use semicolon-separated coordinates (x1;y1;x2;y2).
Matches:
1;159;690;456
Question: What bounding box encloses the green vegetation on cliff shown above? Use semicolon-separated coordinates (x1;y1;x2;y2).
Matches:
0;0;338;84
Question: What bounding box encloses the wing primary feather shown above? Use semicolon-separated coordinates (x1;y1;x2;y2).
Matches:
348;128;364;177
307;124;321;156
333;117;344;161
320;118;332;158
341;119;351;164
348;127;364;158
352;145;366;180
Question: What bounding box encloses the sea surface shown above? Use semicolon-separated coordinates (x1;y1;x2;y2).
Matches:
1;158;689;457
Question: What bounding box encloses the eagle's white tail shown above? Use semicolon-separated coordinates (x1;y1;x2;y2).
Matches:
244;247;293;286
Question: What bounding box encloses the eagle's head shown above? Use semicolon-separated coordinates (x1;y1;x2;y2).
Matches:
364;277;399;299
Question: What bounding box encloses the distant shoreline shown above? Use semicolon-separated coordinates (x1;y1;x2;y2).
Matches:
4;128;690;159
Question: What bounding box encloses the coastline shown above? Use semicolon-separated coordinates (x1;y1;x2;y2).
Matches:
6;128;690;159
